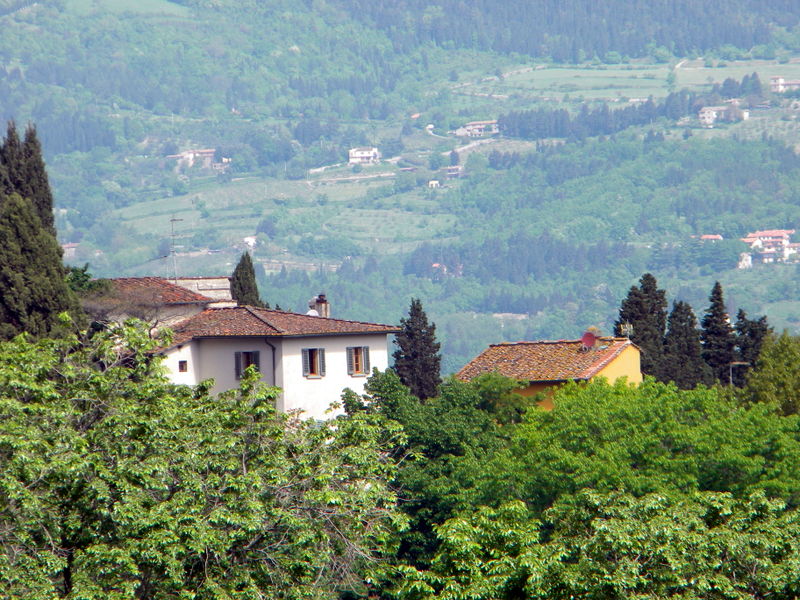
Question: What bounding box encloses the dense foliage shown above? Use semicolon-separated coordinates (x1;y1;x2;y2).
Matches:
338;0;800;61
0;323;404;599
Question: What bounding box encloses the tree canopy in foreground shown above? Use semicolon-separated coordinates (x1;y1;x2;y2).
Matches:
0;323;404;599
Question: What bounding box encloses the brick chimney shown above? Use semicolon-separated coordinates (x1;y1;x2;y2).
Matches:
308;293;330;318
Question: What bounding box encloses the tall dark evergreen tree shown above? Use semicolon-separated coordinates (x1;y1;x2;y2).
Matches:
21;125;56;235
231;252;266;308
662;300;711;389
0;122;56;236
392;298;441;401
701;281;736;383
0;194;80;339
0;121;23;196
614;273;667;378
733;309;771;387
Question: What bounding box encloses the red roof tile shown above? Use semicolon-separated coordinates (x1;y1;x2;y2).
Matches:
456;337;636;383
109;277;214;305
169;306;399;345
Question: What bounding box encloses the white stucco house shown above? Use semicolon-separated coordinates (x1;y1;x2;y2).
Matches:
160;306;400;420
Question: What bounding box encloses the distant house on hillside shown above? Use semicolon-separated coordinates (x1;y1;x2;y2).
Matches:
166;148;231;172
455;120;499;137
457;335;642;410
740;229;798;264
348;147;381;165
770;76;800;93
698;104;749;126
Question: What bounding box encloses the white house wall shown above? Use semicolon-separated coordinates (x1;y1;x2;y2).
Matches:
162;343;201;386
162;333;391;421
193;338;278;393
279;334;391;420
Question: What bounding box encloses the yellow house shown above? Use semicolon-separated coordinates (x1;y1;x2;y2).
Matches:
456;337;642;410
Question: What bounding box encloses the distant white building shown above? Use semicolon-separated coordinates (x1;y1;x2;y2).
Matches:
770;76;800;93
698;104;749;126
348;147;381;165
455;120;499;137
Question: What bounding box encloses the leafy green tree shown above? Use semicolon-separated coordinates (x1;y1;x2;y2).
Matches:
231;251;267;308
398;491;800;600
393;298;441;400
745;332;800;415
701;281;736;383
354;370;503;568
0;323;404;598
662;300;711;389
0;194;80;339
614;273;667;378
427;152;443;171
473;379;800;516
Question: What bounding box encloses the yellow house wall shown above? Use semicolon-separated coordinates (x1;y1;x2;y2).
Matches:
593;345;643;385
516;345;642;411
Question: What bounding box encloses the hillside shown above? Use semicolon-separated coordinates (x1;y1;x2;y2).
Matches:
2;0;800;371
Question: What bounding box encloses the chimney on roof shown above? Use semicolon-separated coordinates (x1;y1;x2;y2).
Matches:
308;293;330;318
580;327;600;352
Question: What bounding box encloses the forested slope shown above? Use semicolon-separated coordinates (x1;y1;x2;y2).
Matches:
337;0;800;61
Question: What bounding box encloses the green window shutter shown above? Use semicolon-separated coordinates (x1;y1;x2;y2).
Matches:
363;346;370;373
252;351;261;373
302;348;310;376
319;349;326;377
235;351;242;379
346;347;354;375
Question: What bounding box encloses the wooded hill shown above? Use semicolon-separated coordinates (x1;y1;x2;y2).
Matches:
3;0;800;371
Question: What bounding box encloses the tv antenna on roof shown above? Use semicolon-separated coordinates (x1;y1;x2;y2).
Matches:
170;217;184;283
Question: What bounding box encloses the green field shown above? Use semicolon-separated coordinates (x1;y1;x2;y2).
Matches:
452;57;800;106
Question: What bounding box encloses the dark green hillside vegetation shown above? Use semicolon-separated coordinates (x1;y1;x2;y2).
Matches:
338;0;800;61
260;134;800;371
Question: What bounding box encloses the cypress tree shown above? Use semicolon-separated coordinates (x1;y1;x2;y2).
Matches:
662;300;711;389
21;124;56;235
0;122;56;236
231;252;266;308
701;281;736;383
614;273;667;379
0;194;80;339
733;309;771;387
392;298;441;401
0;121;23;197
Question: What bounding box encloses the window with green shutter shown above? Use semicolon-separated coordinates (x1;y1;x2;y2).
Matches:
302;348;325;377
235;351;261;379
346;346;370;376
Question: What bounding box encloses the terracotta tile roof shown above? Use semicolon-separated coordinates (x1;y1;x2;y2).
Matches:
169;306;400;346
109;277;214;305
456;337;636;383
745;229;795;238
